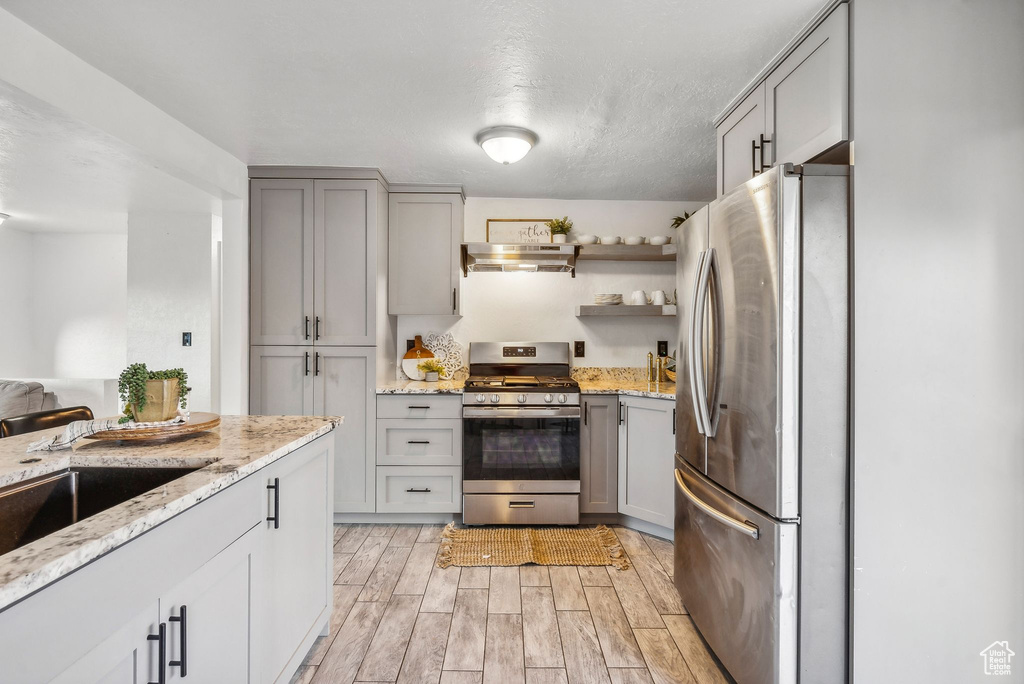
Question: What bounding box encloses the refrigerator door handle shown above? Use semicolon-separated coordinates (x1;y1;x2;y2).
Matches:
704;249;722;438
687;250;708;435
675;468;759;539
692;249;714;437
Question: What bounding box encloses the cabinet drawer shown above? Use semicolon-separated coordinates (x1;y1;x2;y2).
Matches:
377;394;462;419
376;419;462;466
376;466;462;513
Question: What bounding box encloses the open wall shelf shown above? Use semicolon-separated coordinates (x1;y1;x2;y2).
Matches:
575;244;676;261
576;305;677;317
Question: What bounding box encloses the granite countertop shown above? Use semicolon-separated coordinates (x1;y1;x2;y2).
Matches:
0;415;339;611
376;377;674;400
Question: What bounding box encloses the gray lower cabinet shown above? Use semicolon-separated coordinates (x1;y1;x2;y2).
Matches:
251;346;376;513
260;439;333;682
388;192;464;315
580;395;618;513
374;395;462;513
618;396;675;529
2;436;333;684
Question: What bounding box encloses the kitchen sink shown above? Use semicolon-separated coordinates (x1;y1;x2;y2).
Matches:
0;466;200;556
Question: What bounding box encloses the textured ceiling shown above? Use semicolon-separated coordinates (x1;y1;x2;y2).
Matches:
0;82;219;232
0;0;822;200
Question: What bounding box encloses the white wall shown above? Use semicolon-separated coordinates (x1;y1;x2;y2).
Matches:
127;212;216;412
0;229;126;380
851;2;1024;682
396;197;705;372
0;227;36;375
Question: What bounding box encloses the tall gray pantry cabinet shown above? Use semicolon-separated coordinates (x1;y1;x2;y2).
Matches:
249;173;385;513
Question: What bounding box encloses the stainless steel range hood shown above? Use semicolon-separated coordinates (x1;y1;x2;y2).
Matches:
460;243;580;277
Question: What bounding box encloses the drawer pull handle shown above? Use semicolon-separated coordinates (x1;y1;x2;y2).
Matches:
147;622;166;684
407;440;431;444
509;501;535;509
408;405;431;410
406;487;432;493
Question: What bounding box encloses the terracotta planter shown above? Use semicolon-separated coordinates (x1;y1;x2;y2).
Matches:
132;378;180;422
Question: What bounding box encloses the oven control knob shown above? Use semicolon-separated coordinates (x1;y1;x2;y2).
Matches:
491;394;501;403
557;394;568;404
544;394;553;403
476;394;486;403
517;394;527;404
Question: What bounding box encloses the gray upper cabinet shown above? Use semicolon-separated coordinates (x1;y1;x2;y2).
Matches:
715;2;849;197
251;177;379;346
388;192;463;315
315;180;377;345
765;3;849;167
581;395;618;514
716;83;766;198
250;179;314;345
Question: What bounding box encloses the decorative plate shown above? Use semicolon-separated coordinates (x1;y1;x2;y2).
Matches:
422;333;464;379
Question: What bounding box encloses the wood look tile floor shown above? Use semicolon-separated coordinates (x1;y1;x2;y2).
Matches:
295;524;730;684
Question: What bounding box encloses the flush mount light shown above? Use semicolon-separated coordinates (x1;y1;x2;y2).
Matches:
0;213;8;225
475;126;538;165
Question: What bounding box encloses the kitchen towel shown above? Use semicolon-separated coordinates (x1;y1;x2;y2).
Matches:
26;413;187;452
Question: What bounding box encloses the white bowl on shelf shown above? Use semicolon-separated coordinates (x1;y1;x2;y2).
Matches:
576;234;598;244
649;236;671;246
624;236;645;246
600;236;622;245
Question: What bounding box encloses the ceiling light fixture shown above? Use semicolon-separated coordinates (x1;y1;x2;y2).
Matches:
475;126;538;165
0;213;8;226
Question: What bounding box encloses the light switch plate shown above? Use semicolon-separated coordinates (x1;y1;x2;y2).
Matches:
574;341;585;358
182;332;192;347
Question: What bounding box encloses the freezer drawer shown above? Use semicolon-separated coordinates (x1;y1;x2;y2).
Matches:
673;457;797;684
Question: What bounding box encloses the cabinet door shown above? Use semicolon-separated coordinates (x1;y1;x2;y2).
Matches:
314;180;377;345
314;347;375;512
250;179;314;345
618;397;675;528
388;193;463;315
50;602;159;684
249;346;314;416
765;3;848;166
161;525;260;682
261;441;332;683
716;83;766;197
581;396;618;513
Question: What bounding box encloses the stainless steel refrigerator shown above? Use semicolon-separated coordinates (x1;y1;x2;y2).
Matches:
674;164;850;684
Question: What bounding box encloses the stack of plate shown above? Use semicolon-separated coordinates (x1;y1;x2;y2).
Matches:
594;293;623;305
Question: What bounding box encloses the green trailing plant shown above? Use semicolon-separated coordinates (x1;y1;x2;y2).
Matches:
118;363;189;423
670;212;692;229
545;216;574;235
417;358;446;377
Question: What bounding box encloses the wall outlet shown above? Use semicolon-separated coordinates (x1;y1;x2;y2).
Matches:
406;339;415;352
657;340;668;357
182;332;192;347
574;341;586;358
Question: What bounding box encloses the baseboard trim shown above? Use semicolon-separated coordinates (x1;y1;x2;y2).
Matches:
334;512;456;524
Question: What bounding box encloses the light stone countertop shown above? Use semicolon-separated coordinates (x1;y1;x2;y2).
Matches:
375;378;674;400
0;415;339;611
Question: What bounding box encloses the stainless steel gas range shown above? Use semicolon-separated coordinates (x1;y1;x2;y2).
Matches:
461;342;580;525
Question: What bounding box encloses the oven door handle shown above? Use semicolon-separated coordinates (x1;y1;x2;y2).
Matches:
462;407;581;419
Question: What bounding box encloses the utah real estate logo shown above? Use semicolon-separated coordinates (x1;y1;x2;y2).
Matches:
980;641;1015;676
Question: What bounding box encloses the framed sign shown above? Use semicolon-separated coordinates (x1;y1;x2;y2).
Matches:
485;218;553;243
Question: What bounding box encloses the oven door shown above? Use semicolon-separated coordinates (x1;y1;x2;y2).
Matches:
462;406;581;493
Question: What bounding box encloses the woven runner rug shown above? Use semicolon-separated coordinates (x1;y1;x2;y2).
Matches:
437;523;630;569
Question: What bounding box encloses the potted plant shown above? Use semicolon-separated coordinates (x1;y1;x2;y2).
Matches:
118;363;189;423
417;359;446;382
546;216;573;243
